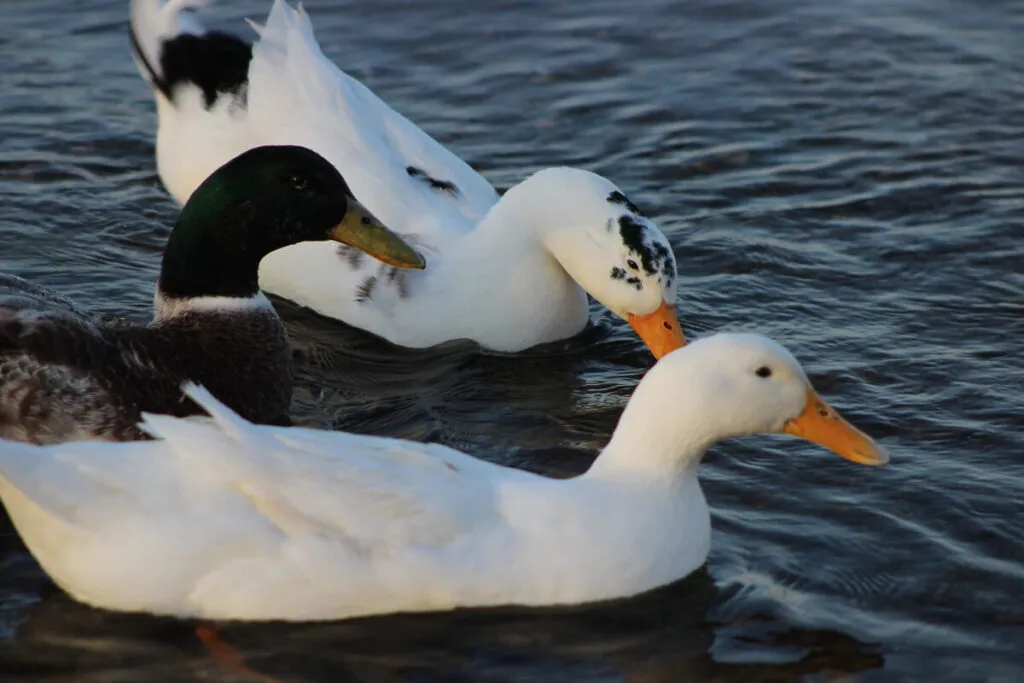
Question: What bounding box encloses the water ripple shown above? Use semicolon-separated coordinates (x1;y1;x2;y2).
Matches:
0;0;1022;680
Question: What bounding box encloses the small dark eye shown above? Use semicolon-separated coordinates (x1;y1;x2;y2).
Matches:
755;366;772;378
290;174;310;191
627;259;639;270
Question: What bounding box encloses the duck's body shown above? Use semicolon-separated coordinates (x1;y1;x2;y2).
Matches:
0;333;887;620
0;398;709;620
0;145;420;443
129;0;686;356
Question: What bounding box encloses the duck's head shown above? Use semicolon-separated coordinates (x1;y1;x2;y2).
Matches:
525;168;684;358
599;333;889;475
160;145;424;300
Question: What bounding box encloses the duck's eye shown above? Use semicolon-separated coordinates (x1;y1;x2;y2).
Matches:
755;366;772;378
289;175;310;191
627;259;639;270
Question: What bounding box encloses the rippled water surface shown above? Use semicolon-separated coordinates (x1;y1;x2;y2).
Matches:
1;0;1022;680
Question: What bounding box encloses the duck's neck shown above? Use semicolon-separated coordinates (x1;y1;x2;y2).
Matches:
158;204;265;302
585;375;719;484
152;289;275;323
420;199;590;348
458;190;563;263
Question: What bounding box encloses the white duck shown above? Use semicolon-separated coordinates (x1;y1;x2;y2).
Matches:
0;333;887;621
128;0;685;357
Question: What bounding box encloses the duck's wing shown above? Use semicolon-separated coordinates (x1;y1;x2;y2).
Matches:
137;384;503;549
0;280;117;442
0;388;507;617
130;0;499;244
2;380;504;533
0;283;176;443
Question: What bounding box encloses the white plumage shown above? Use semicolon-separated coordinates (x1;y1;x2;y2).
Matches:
0;333;887;621
130;0;685;355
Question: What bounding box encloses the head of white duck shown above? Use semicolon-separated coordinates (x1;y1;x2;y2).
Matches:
593;333;889;477
158;145;424;302
506;167;685;358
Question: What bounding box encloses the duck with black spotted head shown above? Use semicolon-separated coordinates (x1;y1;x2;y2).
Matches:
129;0;686;357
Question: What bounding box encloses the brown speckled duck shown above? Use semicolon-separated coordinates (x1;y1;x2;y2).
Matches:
0;145;423;444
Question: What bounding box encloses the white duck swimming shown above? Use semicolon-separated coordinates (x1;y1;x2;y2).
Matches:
128;0;685;356
0;333;887;621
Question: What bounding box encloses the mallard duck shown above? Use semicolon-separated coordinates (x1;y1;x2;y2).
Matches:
0;333;888;620
128;0;686;357
0;145;421;443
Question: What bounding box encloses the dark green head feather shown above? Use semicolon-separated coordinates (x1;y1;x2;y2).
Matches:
160;145;378;300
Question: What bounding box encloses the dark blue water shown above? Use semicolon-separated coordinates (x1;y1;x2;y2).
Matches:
0;0;1022;680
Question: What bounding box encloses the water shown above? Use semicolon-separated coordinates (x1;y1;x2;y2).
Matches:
0;0;1022;680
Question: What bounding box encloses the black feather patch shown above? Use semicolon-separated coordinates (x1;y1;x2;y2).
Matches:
618;215;675;281
145;31;253;109
386;267;411;299
355;276;377;303
618;215;648;263
610;267;627;280
337;244;365;269
407;166;459;197
607;190;645;217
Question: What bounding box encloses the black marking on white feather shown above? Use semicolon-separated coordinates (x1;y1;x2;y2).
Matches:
625;276;644;291
337;243;365;269
385;267;411;299
618;215;676;282
0;275;292;444
607;190;645;217
407;166;459;197
130;20;252;109
610;267;627;280
227;82;249;116
355;276;377;303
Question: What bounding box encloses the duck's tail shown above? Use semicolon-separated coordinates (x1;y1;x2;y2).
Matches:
139;383;269;479
245;1;499;215
0;439;100;527
0;426;188;605
129;0;206;96
0;437;132;572
140;382;252;444
0;438;78;587
129;0;252;106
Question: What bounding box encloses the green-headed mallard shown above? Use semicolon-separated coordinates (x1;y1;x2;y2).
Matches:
0;144;422;443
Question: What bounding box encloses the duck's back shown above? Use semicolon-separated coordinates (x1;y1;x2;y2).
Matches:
133;0;499;246
0;277;139;443
248;2;498;236
0;278;292;443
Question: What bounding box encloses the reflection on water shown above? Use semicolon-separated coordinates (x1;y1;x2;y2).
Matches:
0;562;887;683
0;0;1022;680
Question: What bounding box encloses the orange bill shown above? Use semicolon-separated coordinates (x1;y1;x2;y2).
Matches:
627;301;686;359
784;388;889;466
